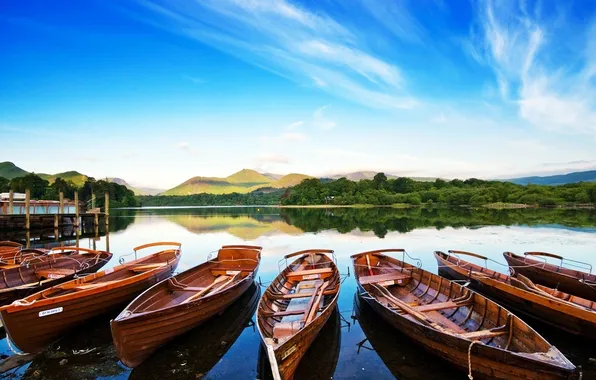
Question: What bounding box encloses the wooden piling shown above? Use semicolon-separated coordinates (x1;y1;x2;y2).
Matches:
25;189;30;230
74;192;79;227
54;214;59;229
105;192;109;227
59;192;64;214
8;190;13;214
91;193;95;210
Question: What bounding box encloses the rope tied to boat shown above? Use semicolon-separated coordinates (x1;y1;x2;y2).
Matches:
467;340;481;380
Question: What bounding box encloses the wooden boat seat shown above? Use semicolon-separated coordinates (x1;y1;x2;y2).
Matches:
129;263;167;273
210;267;252;276
459;328;507;340
0;264;22;270
286;268;332;281
359;272;411;285
166;278;205;292
414;301;465;312
35;268;76;280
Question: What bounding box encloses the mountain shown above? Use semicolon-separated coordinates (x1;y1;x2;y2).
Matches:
262;173;284;180
162;169;311;196
106;178;162;196
39;171;88;187
506;170;596;186
0;162;29;179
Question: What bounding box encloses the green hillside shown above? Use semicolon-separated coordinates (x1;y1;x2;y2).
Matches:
39;171;88;187
162;169;311;195
507;170;596;186
0;162;29;179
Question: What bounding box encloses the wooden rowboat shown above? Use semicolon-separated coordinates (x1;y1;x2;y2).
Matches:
354;249;578;380
111;244;262;368
129;281;261;379
257;249;340;380
503;251;596;301
436;250;596;339
0;246;112;306
0;242;181;353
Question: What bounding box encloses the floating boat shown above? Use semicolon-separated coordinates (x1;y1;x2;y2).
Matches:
0;246;112;305
0;242;181;353
353;249;577;380
503;251;596;301
129;281;261;380
257;306;341;380
111;244;262;368
257;249;340;380
436;250;596;339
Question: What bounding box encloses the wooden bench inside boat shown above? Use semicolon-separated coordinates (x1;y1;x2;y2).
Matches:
35;268;76;280
359;272;411;285
166;278;205;292
181;272;242;304
286;268;333;281
129;263;168;273
272;279;328;342
210;267;253;276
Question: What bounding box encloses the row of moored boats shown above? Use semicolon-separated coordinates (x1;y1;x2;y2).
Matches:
0;241;592;379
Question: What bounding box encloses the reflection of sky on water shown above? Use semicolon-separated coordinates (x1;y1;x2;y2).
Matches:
1;208;595;379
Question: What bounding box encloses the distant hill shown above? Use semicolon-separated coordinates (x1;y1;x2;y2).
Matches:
39;171;88;187
162;169;312;195
506;170;596;186
106;178;162;196
0;162;29;179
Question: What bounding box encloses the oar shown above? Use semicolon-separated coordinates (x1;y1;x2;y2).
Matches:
183;275;229;304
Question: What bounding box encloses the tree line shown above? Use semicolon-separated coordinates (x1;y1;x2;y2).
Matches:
138;190;283;207
0;173;139;208
281;174;596;207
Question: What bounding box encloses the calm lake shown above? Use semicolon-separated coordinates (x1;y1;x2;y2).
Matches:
1;206;596;379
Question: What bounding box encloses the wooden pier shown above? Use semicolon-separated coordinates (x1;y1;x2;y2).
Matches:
0;191;109;230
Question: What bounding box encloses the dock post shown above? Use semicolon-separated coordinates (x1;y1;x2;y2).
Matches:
25;189;30;230
59;191;64;214
105;192;109;228
91;193;95;210
54;214;59;229
25;230;30;249
105;229;110;253
8;190;13;214
74;192;79;227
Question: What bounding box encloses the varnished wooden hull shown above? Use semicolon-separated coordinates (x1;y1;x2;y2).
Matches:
273;303;336;380
356;280;576;380
0;257;179;353
258;306;341;380
437;256;596;339
128;282;261;379
504;252;596;302
112;276;257;368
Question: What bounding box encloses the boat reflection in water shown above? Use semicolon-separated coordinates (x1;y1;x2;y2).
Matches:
257;306;341;380
129;281;261;379
21;311;127;380
352;293;461;379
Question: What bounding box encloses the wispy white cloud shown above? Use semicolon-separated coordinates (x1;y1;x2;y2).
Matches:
313;105;336;130
471;0;596;135
134;0;418;110
285;120;303;130
431;113;447;123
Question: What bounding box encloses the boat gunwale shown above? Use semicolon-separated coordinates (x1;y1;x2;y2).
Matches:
504;251;596;283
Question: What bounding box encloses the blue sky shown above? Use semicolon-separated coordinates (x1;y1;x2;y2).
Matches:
1;0;595;189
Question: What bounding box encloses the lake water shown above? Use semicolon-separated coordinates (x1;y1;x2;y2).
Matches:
1;206;596;379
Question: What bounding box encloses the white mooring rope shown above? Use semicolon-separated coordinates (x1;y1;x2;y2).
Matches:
467;340;481;380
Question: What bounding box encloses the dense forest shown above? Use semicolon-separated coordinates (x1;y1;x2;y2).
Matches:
137;190;284;207
0;173;139;208
281;174;596;207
